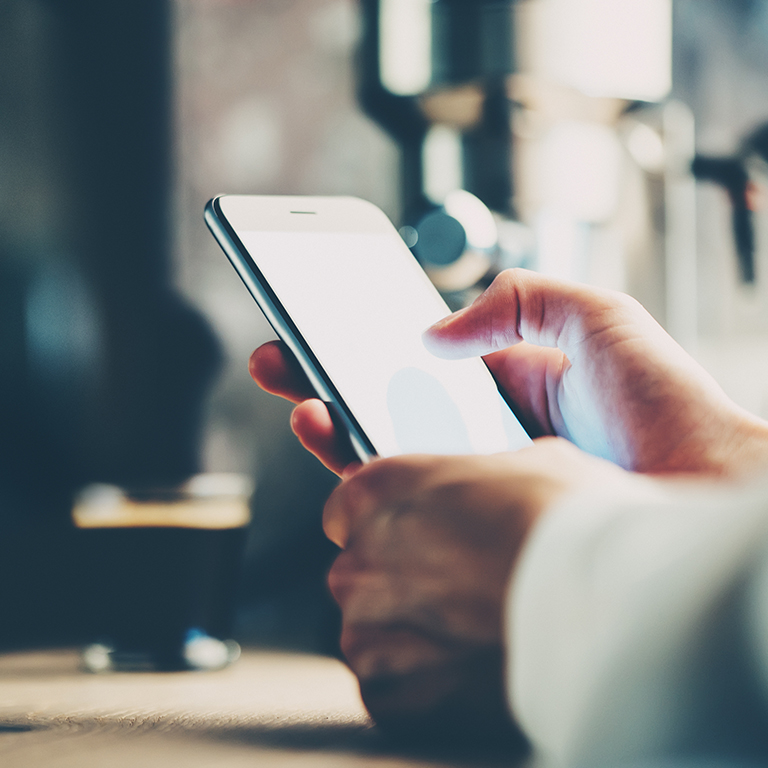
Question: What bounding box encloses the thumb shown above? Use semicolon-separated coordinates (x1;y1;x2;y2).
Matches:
423;268;624;360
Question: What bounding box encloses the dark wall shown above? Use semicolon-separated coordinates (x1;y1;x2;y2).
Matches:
0;1;220;646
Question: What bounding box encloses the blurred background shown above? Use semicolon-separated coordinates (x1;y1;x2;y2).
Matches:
3;0;768;654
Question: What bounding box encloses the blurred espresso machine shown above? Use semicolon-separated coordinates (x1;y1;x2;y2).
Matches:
357;0;705;355
358;0;529;306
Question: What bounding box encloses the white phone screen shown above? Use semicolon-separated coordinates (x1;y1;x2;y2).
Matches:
239;228;531;458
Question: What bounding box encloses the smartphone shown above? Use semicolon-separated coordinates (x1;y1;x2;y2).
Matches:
205;194;531;462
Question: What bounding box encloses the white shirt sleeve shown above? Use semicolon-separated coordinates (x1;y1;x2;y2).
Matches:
506;477;768;766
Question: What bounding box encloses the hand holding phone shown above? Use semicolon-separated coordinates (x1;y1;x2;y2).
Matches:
249;341;358;475
205;195;531;464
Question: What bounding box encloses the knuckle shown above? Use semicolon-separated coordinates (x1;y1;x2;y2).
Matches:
493;267;523;289
338;624;362;668
323;456;434;545
588;284;641;316
326;553;350;605
322;482;350;543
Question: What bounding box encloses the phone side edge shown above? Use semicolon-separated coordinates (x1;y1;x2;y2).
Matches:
204;197;376;464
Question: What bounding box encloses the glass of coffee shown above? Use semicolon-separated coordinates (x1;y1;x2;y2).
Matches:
73;473;252;672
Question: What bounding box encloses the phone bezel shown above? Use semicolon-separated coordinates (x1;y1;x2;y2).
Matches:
205;194;378;462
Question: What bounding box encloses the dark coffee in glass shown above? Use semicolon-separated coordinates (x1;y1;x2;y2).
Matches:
73;474;251;672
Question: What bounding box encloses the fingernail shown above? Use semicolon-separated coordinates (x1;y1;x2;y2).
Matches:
427;308;466;334
422;326;456;356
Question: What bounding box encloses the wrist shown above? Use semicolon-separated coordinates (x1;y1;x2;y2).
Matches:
655;407;768;481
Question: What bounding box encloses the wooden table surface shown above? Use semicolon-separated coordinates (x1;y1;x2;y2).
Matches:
0;648;524;767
